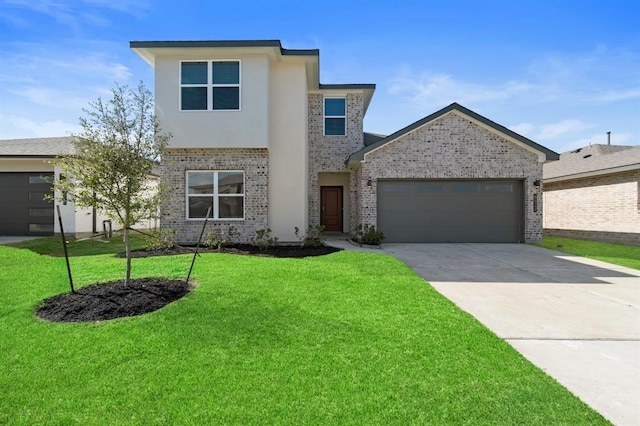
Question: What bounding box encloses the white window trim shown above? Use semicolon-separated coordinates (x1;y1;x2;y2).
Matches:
186;170;245;221
179;60;242;112
323;96;346;136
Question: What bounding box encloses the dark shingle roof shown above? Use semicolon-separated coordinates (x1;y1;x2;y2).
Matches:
129;40;319;56
348;103;559;163
0;137;75;157
543;144;640;181
363;132;386;147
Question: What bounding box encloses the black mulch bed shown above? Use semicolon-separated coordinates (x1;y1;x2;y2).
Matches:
36;278;191;323
120;244;342;259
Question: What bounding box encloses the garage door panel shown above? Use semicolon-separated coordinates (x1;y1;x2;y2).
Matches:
0;173;54;236
378;180;523;243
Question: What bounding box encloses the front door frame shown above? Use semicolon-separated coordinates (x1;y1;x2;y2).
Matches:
320;186;343;232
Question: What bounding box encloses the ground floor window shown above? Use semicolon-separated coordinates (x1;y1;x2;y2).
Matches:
186;171;244;219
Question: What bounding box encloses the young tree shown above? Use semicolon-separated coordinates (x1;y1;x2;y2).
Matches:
53;82;171;286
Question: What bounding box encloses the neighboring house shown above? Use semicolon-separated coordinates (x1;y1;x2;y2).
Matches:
130;39;559;244
543;144;640;245
0;137;159;237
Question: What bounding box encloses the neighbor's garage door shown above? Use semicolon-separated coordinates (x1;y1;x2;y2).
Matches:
378;180;523;243
0;173;54;236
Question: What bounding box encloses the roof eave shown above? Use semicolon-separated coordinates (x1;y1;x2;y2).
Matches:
544;163;640;183
130;40;320;67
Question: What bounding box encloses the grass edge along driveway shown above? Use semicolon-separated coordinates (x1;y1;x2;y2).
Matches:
540;236;640;270
0;242;609;425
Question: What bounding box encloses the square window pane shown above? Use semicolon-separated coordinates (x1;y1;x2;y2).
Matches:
182;87;207;110
485;183;513;192
188;197;213;218
325;118;345;136
218;172;244;194
381;182;411;193
181;62;208;84
212;62;239;84
188;172;214;194
212;87;240;110
29;175;48;184
29;223;54;232
452;183;480;193
416;183;444;193
219;197;243;219
324;98;345;116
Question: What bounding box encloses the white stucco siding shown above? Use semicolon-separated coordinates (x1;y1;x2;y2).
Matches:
268;60;308;242
155;54;269;149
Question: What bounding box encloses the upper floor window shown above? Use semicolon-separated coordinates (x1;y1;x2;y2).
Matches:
324;97;346;136
180;61;240;111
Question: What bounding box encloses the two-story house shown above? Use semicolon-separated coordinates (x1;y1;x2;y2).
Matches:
130;40;558;244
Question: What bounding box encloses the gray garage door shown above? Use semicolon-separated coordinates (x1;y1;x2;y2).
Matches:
378;180;523;243
0;173;54;236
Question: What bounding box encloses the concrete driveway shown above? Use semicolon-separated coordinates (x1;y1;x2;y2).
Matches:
0;236;40;245
384;243;640;426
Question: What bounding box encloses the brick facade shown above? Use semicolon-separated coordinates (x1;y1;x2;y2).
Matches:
161;148;269;243
544;170;640;245
355;113;544;243
307;93;364;229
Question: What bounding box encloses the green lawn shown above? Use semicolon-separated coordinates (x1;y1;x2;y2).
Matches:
0;239;608;425
541;236;640;270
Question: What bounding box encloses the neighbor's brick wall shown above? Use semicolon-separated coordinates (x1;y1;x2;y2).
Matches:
307;93;364;228
543;170;640;245
359;113;544;243
161;148;269;243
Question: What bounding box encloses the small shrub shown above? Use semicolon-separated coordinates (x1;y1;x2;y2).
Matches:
203;227;239;250
295;225;326;248
145;228;177;251
252;228;279;250
352;224;385;246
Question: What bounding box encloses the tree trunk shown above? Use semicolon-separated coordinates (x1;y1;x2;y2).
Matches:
124;226;131;287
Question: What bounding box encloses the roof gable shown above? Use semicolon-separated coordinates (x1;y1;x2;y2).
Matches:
348;103;559;164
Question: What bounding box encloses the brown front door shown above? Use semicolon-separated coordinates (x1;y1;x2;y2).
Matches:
321;186;343;232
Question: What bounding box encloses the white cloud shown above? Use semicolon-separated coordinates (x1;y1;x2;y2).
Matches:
389;45;640;114
537;119;592;140
509;122;536;137
1;0;150;34
389;73;535;109
8;86;91;110
0;113;80;139
596;88;640;102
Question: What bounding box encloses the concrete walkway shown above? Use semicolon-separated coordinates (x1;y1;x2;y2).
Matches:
383;243;640;426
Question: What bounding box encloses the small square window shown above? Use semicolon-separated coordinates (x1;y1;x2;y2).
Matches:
212;87;240;110
212;62;240;85
181;87;208;110
180;60;240;111
181;62;208;84
324;98;346;136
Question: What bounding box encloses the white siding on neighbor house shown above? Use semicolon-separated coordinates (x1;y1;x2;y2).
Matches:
268;60;308;242
155;54;269;149
0;158;52;172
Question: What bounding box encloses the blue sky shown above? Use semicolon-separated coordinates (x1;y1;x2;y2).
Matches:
0;0;638;153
